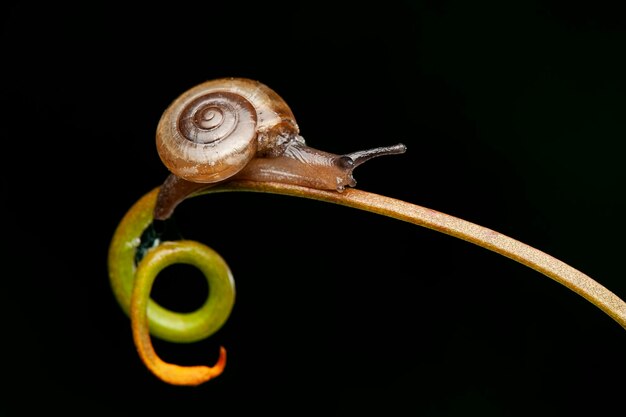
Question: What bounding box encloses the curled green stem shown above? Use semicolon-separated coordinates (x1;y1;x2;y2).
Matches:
132;240;231;385
109;187;235;385
108;187;236;343
108;180;626;385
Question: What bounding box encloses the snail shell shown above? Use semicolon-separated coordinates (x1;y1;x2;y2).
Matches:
156;77;300;183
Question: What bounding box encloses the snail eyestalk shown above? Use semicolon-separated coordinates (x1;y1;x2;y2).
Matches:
344;143;407;167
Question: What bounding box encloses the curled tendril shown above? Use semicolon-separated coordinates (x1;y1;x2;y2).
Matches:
131;239;231;385
108;187;235;386
108;180;626;386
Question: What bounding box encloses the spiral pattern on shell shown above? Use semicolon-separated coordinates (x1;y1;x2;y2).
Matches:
157;90;258;183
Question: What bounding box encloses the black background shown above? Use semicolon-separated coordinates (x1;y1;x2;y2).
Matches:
2;1;626;415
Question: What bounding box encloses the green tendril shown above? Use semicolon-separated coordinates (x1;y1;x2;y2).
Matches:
131;239;231;385
108;187;235;344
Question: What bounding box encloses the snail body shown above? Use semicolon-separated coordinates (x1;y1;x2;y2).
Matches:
155;77;406;218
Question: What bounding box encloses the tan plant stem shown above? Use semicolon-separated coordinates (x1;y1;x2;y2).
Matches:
200;180;626;329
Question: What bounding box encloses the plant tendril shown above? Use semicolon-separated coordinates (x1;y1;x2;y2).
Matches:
108;180;626;386
108;187;235;386
132;240;230;386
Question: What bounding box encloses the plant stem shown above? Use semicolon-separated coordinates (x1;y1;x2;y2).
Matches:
113;179;626;386
200;180;626;329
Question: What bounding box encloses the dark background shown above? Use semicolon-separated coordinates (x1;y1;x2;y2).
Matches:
1;1;626;415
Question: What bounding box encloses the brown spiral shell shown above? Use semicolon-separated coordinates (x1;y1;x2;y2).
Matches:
156;77;300;183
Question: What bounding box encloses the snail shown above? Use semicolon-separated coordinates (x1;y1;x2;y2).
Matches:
154;77;406;219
